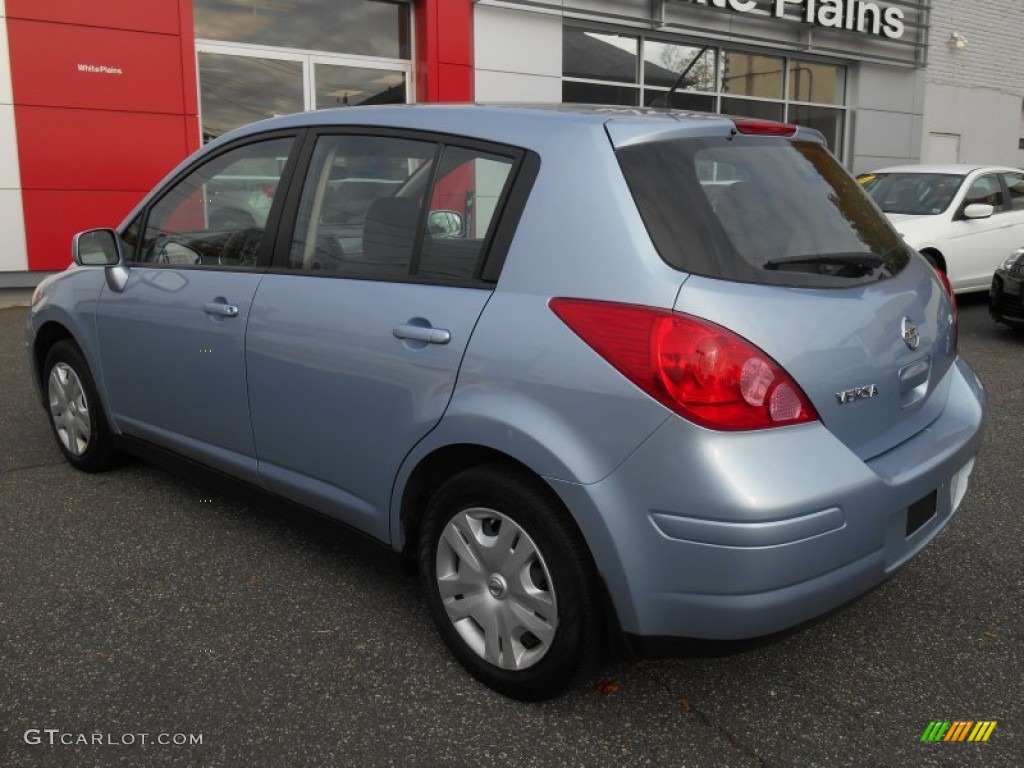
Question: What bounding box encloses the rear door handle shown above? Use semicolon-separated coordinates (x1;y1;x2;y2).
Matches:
204;302;239;318
393;324;451;344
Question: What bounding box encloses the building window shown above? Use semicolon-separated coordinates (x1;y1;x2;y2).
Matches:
194;0;410;59
562;24;848;158
195;0;412;142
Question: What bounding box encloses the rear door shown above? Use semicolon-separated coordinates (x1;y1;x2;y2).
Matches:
246;131;524;541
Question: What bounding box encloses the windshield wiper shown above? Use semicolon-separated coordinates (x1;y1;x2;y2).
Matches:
762;253;886;271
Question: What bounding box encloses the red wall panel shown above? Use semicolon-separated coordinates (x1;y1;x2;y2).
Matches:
415;0;473;102
5;0;181;35
16;108;191;192
178;1;200;119
7;20;187;114
6;1;199;272
23;190;149;271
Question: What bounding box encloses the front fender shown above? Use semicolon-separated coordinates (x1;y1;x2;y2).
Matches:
28;268;113;424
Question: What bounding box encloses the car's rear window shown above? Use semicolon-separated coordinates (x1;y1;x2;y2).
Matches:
617;136;910;288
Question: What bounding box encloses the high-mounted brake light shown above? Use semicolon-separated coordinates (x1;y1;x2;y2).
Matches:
732;118;798;137
550;299;819;431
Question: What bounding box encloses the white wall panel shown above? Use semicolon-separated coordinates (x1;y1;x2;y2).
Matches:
475;6;561;79
475;70;561;103
0;190;29;272
0;6;28;271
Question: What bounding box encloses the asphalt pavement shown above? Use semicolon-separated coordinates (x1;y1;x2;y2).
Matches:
1;294;1020;767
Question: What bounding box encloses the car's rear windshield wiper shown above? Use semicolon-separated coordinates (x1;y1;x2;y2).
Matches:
762;253;886;271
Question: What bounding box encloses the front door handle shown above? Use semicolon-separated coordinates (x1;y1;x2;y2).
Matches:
393;324;451;345
204;302;239;318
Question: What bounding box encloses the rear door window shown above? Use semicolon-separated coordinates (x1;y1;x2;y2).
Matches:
618;137;910;288
285;133;520;284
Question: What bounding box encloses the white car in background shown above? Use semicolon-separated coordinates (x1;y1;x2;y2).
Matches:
858;165;1024;293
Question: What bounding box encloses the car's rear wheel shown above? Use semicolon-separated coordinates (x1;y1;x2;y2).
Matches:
44;340;120;472
418;464;601;700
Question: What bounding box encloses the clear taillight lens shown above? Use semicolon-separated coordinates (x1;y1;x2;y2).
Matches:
550;298;819;431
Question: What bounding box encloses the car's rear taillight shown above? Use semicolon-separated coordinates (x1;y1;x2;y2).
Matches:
732;118;798;137
934;267;959;351
550;299;819;431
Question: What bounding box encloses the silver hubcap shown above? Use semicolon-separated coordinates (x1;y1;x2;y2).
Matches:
436;508;558;671
48;362;91;456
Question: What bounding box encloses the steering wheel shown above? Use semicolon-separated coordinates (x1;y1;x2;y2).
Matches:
219;228;263;266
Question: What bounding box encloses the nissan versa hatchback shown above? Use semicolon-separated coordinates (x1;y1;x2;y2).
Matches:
27;105;985;701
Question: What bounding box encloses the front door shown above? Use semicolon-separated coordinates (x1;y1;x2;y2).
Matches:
95;136;297;483
945;172;1024;291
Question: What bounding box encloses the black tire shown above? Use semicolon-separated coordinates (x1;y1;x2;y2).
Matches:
418;464;602;700
920;249;943;272
43;340;121;473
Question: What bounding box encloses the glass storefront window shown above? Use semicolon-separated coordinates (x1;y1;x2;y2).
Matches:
720;97;785;122
642;90;715;112
643;42;717;92
563;29;639;84
314;64;406;108
563;81;639;107
788;105;845;153
789;60;845;104
198;53;303;141
722;52;785;99
561;24;849;161
194;0;410;59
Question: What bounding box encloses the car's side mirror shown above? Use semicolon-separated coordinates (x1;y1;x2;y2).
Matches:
72;228;130;292
427;210;466;238
962;203;995;220
73;228;122;267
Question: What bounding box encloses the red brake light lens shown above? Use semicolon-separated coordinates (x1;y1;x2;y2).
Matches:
732;118;798;137
934;267;959;351
550;298;819;431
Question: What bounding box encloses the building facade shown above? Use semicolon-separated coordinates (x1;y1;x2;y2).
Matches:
1;0;1022;283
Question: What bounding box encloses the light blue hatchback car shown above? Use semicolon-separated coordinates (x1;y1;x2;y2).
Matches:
27;105;985;700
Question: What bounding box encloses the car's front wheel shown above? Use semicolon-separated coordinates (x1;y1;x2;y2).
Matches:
43;340;120;472
419;465;602;700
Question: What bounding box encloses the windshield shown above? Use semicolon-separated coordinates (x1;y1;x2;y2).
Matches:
617;136;909;288
857;172;964;215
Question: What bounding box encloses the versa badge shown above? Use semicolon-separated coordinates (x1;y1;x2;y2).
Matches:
836;383;879;404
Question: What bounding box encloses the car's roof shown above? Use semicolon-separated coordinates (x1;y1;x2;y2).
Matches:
235;102;725;128
209;103;829;157
214;103;808;153
867;163;1023;175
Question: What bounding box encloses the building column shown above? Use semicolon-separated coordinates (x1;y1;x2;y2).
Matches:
414;0;473;102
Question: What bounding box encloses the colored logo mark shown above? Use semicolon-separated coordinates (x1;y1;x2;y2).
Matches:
921;721;997;742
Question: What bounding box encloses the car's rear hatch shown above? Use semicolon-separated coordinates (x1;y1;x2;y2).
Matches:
609;116;958;459
671;269;956;460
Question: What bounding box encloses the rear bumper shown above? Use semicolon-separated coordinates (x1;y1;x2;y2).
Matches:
549;356;985;640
